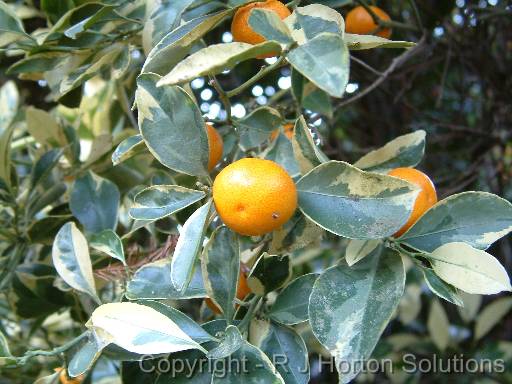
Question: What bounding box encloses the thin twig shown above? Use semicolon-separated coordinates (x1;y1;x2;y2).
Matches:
350;55;383;76
209;75;232;123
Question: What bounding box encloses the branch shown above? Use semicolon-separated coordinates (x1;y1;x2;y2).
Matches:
315;35;427;122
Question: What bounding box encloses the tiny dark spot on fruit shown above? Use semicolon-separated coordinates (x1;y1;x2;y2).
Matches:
237;204;245;212
272;212;279;219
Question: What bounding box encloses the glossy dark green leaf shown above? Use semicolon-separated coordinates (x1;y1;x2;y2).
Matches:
291;115;328;174
68;333;103;378
129;185;205;221
422;268;463;307
268;273;319;325
142;0;195;54
112;134;146;166
142;9;234;75
269;213;323;254
30;149;63;189
90;229;125;265
0;1;31;47
207;325;243;359
248;9;293;45
353;130;426;173
236;106;282;151
251;319;309;384
157;41;282;87
52;222;100;303
70;171;120;233
127;259;206;300
309;247;405;384
247;253;291;296
28;214;72;245
296;161;419;239
63;5;116;39
136;73;209;176
285;4;344;44
399;192;512;251
171;200;212;293
287;33;349;98
201;226;240;321
211;341;284;383
264;133;300;178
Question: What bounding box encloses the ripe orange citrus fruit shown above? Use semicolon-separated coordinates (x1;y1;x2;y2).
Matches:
206;123;223;171
388;167;437;237
270;123;294;141
231;0;291;57
205;269;251;314
55;368;84;384
345;5;392;39
212;158;297;236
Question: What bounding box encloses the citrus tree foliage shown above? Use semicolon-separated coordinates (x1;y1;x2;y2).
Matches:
0;1;511;383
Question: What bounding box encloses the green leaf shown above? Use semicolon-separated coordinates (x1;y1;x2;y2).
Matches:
427;299;450;351
52;222;100;303
211;341;284;383
248;9;294;45
207;325;243;359
345;34;416;50
268;273;318;325
86;302;206;355
251;319;309;384
157;41;282;87
422;268;463;307
287;33;349;98
269;214;323;254
29;149;62;190
247;253;291;295
70;171;120;233
142;9;234;75
171;200;212;293
142;0;195;54
291;115;328;174
285;4;344;45
201;226;240;321
0;122;15;188
263;133;300;178
127;258;207;300
236;106;282;151
0;1;31;47
0;81;19;134
90;230;125;265
138;300;216;344
296;161;419;239
0;330;15;367
129;185;205;221
427;242;512;295
136;73;209;176
353;130;426;173
63;5;116;39
309;246;405;384
399;192;512;252
26;106;66;148
474;297;512;341
112;134;146;166
68;333;103;378
345;239;381;266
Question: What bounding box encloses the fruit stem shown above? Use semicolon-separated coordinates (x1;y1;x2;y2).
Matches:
209;75;232;123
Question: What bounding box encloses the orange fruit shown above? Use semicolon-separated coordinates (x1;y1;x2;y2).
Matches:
212;158;297;236
388;167;437;237
270;123;294;141
55;368;84;384
345;5;392;39
206;123;223;171
231;0;291;58
205;269;251;314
